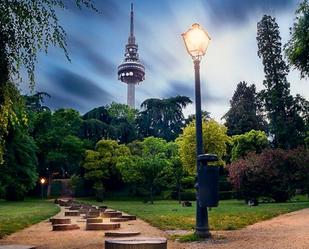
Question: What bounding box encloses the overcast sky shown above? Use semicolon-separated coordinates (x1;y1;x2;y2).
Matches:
22;0;308;122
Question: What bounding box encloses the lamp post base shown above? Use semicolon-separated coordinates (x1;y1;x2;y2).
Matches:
195;227;211;238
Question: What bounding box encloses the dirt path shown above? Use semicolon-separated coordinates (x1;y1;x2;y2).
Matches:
1;206;309;249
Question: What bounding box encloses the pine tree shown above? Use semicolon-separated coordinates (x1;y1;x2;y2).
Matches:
223;81;266;136
257;15;306;149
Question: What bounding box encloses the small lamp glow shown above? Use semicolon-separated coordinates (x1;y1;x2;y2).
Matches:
40;178;46;185
182;23;211;61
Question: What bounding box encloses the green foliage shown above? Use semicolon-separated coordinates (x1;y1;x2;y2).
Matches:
24;92;50;112
285;0;309;79
0;83;28;165
83;139;130;199
0;87;37;201
176;119;231;174
0;0;96;85
107;102;139;143
223;82;266;136
117;137;174;203
257;15;307;149
137;96;192;141
70;174;92;197
1;130;38;201
0;0;96;167
231;130;269;161
31;108;85;178
82;103;138;144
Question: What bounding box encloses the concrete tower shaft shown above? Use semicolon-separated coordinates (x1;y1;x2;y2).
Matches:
117;3;145;108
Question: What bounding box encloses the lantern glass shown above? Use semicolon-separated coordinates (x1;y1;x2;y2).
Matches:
182;23;211;60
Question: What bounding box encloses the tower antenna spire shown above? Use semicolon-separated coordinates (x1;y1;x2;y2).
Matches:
130;3;134;37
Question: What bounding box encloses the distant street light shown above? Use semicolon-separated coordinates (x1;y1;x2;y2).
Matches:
40;177;46;199
182;23;212;238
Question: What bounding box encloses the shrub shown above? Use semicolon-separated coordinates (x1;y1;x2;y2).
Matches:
180;189;196;201
219;191;235;200
227;147;309;202
231;130;269;161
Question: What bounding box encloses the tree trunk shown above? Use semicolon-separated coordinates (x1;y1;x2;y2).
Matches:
178;184;181;204
150;186;153;204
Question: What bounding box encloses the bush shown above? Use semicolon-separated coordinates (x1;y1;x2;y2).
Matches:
228;147;309;202
231;130;269;161
219;191;235;200
180;189;196;201
70;175;93;197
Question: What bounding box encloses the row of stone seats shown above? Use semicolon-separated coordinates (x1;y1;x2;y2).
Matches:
52;199;167;248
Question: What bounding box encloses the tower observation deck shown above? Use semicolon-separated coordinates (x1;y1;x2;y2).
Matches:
117;3;145;108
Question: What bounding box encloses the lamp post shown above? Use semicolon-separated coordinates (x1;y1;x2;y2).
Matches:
182;23;211;238
40;177;46;199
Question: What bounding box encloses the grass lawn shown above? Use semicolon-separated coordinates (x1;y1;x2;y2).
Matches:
0;198;60;238
80;198;309;231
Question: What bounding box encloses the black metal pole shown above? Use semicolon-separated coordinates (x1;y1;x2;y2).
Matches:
194;59;210;238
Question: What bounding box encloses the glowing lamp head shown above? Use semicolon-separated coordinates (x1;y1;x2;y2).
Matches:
182;23;211;61
40;178;46;184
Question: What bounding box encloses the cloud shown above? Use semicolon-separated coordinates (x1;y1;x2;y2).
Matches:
165;80;226;105
45;66;112;113
203;0;295;25
67;36;116;78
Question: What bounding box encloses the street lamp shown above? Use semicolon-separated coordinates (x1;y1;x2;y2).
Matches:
182;23;211;238
40;177;46;199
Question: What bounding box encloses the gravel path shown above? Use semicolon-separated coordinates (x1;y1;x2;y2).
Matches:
1;206;309;249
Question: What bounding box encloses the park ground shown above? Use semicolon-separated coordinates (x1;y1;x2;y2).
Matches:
1;197;309;248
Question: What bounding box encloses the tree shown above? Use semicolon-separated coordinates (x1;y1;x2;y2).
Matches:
176;119;231;174
0;90;38;200
228;148;309;203
137;96;192;141
107;103;138;143
257;15;306;149
223;82;266;136
0;0;96;164
46;135;84;177
285;0;309;79
83;106;111;123
83;139;130;201
31;108;84;182
117;137;172;204
80;119;110;145
231;130;269;161
185;110;211;125
24;92;51;113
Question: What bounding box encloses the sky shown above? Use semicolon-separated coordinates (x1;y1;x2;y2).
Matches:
22;0;308;122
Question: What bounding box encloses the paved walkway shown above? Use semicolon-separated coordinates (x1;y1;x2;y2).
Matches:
1;206;309;249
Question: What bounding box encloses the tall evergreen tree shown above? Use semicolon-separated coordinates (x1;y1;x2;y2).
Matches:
223;81;266;136
257;15;306;149
137;96;192;141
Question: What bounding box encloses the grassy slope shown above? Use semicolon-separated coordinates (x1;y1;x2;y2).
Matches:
81;198;309;231
0;199;60;238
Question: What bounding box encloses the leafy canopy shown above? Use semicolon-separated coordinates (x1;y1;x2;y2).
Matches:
223;81;266;136
231;130;269;161
0;0;96;85
176;119;230;174
285;0;309;79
